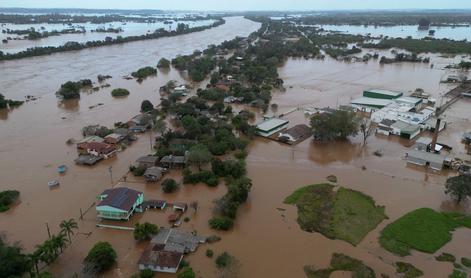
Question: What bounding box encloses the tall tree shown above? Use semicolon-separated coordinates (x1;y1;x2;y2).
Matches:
360;118;375;145
310;110;359;142
188;145;213;171
60;218;78;243
51;233;67;253
445;175;471;204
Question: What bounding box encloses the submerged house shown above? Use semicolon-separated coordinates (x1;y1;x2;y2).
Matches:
96;187;144;220
136;155;160;169
256;118;289;137
138;228;206;273
406;149;449;171
104;133;124;144
144;166;165;182
77;136;105;153
391;121;421;140
277;124;311;143
138;247;183;274
81;142;117;159
159;152;189;168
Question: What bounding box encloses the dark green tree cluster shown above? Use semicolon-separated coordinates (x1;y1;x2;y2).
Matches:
131;66;157;79
210;176;252;230
310;110;359;142
55;79;92;99
83;241;117;275
111;88;130;97
445;175;471;204
157;57;170;68
0;236;29;277
0;190;20;212
0;94;24;109
134;222;159;241
161;178;179;193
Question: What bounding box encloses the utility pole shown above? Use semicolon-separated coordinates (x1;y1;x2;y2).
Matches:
108;166;113;186
45;223;51;239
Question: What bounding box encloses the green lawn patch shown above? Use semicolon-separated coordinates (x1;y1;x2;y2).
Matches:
380;208;471;256
395;262;424;278
304;253;375;278
285;184;387;245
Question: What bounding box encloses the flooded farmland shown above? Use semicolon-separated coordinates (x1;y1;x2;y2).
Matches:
1;15;471;278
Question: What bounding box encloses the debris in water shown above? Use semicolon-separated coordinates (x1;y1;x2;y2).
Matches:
326;175;338;183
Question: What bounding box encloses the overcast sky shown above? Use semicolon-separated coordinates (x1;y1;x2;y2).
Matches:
1;0;470;11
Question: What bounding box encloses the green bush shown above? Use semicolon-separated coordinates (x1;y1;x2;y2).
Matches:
157;58;170;68
461;257;471;268
209;217;234;230
436;253;456;262
134;222;159;241
234;149;248;159
131;66;157;79
132;166;147;177
206;249;214;258
161;179;179;193
183;169;219;187
83;242;117;274
395;262;424;278
215;252;232;268
0;190;20;212
139;268;154;278
177;267;195;278
111;88;130;97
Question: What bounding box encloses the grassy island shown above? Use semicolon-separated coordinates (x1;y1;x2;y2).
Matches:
380;208;471;256
285;183;387;245
304;253;376;278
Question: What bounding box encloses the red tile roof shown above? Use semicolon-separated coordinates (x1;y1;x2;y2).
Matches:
138;244;183;269
85;142;116;154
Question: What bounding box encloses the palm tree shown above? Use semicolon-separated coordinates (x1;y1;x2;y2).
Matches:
27;249;42;277
36;240;56;265
51;233;67;253
60;218;78;243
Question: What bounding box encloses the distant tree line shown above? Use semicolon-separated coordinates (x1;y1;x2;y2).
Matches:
0;18;225;61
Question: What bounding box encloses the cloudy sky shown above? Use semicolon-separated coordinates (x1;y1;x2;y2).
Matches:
0;0;470;11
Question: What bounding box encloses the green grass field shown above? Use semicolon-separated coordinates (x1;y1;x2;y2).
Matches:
380;208;471;256
285;184;387;245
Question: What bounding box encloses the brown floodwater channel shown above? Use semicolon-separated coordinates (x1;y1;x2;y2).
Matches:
1;17;471;278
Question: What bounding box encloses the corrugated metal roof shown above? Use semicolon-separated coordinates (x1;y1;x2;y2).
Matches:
256;118;289;131
351;97;394;107
364;89;403;97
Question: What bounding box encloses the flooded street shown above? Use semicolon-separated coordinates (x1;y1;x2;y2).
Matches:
1;16;471;278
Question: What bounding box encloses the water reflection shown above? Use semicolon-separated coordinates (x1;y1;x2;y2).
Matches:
0;109;8;120
57;98;80;112
308;140;363;164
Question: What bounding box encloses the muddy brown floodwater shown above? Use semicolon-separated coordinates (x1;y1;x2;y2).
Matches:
1;17;471;278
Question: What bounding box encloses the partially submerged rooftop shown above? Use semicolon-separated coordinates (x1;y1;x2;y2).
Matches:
151;227;206;254
351;97;394;108
97;187;142;211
